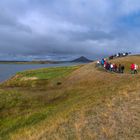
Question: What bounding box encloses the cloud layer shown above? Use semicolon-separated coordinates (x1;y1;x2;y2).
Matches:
0;0;140;60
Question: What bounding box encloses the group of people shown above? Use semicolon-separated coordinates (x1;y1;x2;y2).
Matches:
96;58;138;74
97;59;125;73
109;52;130;60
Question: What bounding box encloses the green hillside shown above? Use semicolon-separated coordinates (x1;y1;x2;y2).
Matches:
0;56;140;140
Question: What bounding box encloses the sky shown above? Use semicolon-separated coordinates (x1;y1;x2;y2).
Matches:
0;0;140;61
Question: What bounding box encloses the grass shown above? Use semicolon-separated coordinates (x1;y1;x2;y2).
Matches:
0;56;140;140
1;65;81;88
17;66;80;79
0;65;83;140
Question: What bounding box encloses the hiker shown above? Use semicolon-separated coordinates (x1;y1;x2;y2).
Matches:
110;63;114;71
109;55;113;60
121;65;125;73
113;64;117;72
134;64;138;74
101;59;105;66
118;64;121;73
106;62;110;70
125;52;129;56
104;61;107;69
130;63;135;74
123;53;127;57
96;61;100;67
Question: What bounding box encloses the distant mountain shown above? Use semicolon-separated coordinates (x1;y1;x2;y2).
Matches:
71;56;93;62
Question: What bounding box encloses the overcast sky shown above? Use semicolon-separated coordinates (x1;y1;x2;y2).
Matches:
0;0;140;60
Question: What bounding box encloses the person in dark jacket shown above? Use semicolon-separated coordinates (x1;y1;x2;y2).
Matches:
118;64;121;73
121;65;125;73
109;56;113;60
113;64;117;72
105;62;110;70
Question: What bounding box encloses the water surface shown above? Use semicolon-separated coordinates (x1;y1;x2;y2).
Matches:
0;62;85;82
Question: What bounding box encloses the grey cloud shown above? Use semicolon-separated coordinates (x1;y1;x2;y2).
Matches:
0;0;140;60
67;30;115;41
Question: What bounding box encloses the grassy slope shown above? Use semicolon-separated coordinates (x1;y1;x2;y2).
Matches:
0;56;140;140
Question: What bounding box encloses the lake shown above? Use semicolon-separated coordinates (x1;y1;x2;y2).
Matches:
0;62;85;82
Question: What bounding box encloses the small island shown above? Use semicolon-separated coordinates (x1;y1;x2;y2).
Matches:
71;56;93;63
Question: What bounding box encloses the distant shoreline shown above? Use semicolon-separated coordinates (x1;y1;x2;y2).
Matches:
0;56;93;64
0;61;64;64
0;62;88;82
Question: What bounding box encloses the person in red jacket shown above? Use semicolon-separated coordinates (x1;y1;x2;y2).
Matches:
131;63;135;74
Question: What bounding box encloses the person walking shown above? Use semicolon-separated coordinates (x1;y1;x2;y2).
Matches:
106;62;110;70
96;61;100;67
113;64;117;72
121;65;125;73
131;63;135;74
118;64;121;73
110;63;114;71
101;59;105;66
104;61;107;69
134;64;138;74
